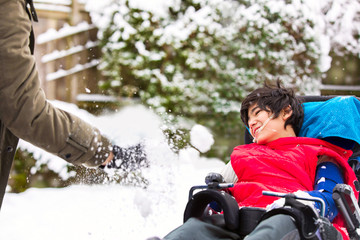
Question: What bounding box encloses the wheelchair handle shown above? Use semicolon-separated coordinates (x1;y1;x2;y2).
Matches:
262;191;326;217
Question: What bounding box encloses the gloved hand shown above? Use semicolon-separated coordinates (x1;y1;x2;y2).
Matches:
266;191;316;212
205;172;225;185
100;143;148;171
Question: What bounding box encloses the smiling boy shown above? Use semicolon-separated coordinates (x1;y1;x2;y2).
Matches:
220;81;358;240
163;81;358;240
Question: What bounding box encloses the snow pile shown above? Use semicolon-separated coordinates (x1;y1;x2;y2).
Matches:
1;103;225;240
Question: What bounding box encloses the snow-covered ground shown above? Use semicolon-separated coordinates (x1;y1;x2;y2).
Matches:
0;102;225;240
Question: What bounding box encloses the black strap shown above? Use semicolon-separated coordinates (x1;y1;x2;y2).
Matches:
24;0;38;55
26;0;38;22
238;207;266;237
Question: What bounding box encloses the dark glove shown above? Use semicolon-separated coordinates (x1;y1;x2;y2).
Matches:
205;172;225;185
99;143;148;171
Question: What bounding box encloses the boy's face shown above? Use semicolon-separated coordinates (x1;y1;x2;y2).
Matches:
248;104;291;144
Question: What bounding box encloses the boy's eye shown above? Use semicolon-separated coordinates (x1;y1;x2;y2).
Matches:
255;110;261;115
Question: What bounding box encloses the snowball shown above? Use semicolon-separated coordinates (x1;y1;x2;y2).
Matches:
190;124;214;153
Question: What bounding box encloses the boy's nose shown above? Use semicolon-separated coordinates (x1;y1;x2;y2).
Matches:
248;119;256;130
248;118;256;126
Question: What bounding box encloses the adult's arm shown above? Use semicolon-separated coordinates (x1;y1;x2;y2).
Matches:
0;0;112;167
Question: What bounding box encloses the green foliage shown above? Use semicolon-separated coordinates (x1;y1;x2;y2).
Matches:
96;0;322;156
9;150;69;192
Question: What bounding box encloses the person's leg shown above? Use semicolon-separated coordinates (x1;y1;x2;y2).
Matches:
244;214;300;240
164;217;241;240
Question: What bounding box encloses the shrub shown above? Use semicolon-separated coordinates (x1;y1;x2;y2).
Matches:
86;0;324;157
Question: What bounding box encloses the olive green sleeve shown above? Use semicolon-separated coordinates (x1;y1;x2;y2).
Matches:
0;0;112;167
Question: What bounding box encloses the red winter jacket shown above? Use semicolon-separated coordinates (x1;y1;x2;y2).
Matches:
229;137;358;239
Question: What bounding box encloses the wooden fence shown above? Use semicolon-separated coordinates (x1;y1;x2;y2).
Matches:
33;0;106;103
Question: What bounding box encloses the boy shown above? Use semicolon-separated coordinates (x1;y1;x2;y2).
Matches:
163;81;358;240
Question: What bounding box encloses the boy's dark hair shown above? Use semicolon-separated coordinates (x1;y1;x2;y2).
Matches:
240;80;304;135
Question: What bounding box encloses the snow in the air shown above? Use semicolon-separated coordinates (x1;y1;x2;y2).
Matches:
0;101;224;240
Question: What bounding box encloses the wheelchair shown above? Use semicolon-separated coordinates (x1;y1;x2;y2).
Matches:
183;96;360;240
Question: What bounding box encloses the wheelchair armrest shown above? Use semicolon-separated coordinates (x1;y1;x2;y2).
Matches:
332;184;360;239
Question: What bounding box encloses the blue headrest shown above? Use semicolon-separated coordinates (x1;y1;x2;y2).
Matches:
299;96;360;150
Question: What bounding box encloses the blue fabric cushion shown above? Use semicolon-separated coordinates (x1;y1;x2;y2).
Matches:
299;96;360;149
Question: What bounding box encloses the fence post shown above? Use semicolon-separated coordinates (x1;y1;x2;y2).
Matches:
70;0;82;25
67;0;81;103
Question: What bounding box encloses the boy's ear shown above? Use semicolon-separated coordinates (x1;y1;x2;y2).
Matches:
282;105;293;120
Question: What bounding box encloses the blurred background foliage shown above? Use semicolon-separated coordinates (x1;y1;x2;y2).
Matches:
96;0;325;159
